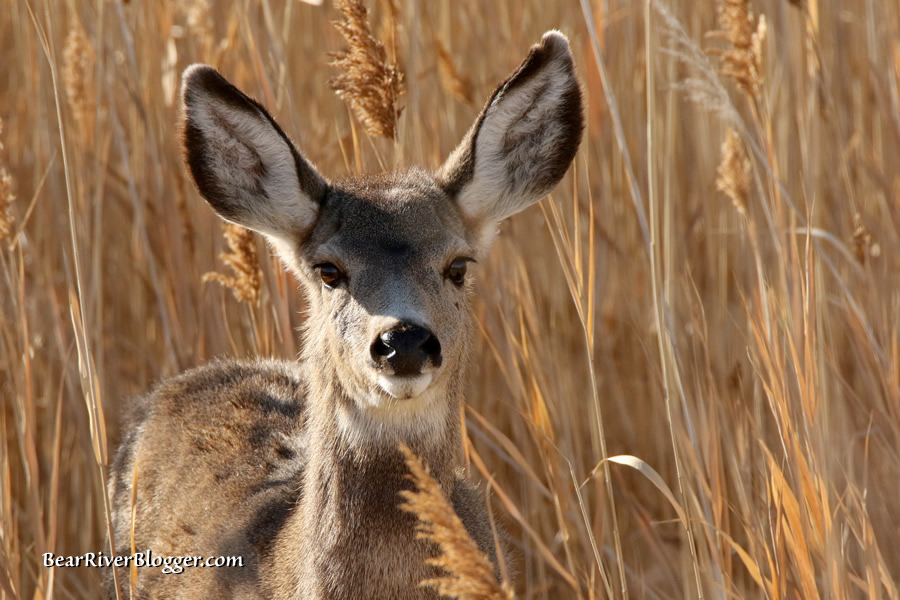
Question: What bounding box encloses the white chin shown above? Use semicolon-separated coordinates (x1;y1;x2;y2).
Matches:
376;374;434;400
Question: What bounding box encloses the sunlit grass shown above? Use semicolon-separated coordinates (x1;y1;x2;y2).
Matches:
1;0;898;598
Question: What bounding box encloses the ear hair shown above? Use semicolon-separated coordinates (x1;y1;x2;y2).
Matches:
181;65;327;242
438;31;583;249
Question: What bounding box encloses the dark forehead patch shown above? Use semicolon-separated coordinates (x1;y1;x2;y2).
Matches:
379;239;411;255
308;168;466;259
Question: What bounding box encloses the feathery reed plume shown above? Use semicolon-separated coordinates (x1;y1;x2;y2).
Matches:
63;17;96;139
203;223;262;304
706;0;766;98
436;39;474;106
716;127;751;216
852;212;881;264
0;119;14;245
397;444;513;600
329;0;406;140
655;2;740;126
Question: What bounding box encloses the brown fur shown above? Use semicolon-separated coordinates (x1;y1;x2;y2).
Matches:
106;359;494;599
106;31;582;599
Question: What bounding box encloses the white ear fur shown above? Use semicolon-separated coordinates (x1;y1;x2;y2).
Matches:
438;31;583;250
181;65;327;245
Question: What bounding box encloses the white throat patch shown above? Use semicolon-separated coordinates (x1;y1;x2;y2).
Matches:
335;378;449;449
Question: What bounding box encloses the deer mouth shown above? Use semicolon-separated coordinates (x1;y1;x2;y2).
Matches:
376;373;434;400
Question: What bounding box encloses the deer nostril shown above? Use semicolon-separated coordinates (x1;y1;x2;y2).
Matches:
371;336;394;360
421;334;442;366
370;325;442;375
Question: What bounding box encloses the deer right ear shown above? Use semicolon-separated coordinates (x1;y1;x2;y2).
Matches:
181;65;327;243
438;31;583;251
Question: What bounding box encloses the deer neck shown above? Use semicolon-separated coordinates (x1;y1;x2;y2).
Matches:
302;357;463;492
274;349;465;598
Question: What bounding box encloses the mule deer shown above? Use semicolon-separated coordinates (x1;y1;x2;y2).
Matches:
106;31;582;599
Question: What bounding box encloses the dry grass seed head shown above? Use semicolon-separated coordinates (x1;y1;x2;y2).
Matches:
202;223;262;304
717;127;751;216
852;212;881;264
0;170;12;244
63;17;96;139
329;0;406;140
397;444;513;600
707;0;766;98
0;119;14;245
655;2;741;126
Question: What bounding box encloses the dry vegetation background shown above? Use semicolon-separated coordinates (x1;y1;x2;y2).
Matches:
1;0;899;598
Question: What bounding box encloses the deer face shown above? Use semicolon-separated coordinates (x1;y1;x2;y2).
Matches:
180;31;582;428
292;173;476;409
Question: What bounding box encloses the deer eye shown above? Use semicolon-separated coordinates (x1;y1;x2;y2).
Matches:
445;257;473;287
314;263;345;288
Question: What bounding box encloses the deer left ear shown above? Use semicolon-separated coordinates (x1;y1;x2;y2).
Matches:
437;31;583;250
181;64;327;242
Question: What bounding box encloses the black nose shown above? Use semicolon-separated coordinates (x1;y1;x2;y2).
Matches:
370;324;442;376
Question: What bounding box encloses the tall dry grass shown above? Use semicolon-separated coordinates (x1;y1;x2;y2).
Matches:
1;0;898;598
